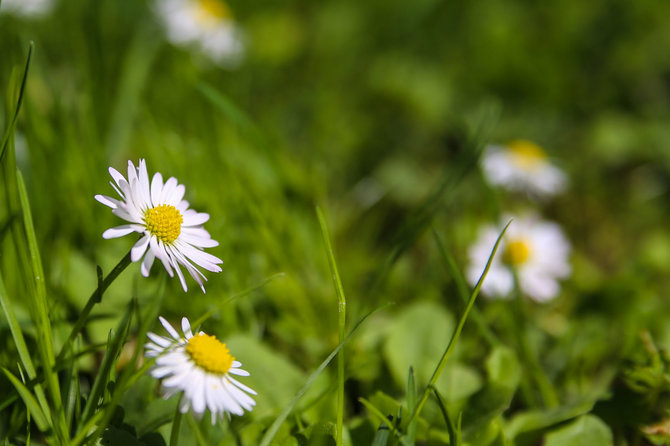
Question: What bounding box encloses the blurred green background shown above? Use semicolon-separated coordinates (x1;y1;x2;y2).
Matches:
4;0;670;444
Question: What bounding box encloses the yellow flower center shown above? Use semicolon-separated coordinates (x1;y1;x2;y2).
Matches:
144;204;183;244
194;0;231;23
185;334;235;375
503;239;531;266
506;140;547;170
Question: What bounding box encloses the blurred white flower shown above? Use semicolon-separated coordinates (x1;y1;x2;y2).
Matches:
1;0;53;17
481;140;567;197
95;159;223;293
145;316;256;423
155;0;244;67
467;215;571;302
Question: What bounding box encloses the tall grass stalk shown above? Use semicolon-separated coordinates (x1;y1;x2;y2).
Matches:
410;220;511;424
316;206;347;446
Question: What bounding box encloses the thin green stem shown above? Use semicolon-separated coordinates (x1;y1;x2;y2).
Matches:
410;221;511;424
432;228;500;347
316;206;346;446
56;251;132;362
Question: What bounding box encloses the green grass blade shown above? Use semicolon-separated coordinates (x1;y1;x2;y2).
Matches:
411;220;511;423
16;170;68;441
371;420;391;446
406;367;417;444
0;271;51;420
78;299;134;429
1;42;33;162
169;403;183;446
431;386;460;446
2;368;49;431
432;228;499;347
316;206;347;446
258;306;387;446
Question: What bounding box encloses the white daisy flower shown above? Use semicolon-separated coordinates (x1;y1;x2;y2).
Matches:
155;0;244;67
95;159;223;293
466;216;571;302
145;316;256;423
1;0;53;17
481;140;567;197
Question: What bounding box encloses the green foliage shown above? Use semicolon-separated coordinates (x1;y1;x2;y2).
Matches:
2;0;670;444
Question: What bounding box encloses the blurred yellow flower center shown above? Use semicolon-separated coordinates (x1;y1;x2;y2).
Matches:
186;334;235;375
503;240;531;265
194;0;231;22
507;140;547;169
144;204;183;244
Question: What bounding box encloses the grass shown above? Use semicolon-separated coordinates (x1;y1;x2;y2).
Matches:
3;0;670;445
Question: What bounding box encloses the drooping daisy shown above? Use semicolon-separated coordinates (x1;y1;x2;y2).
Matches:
481;140;567;197
0;0;53;17
95;159;222;293
155;0;245;67
145;316;256;423
466;215;571;302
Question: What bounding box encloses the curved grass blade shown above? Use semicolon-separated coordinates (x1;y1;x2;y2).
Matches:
410;220;512;423
2;367;49;431
316;206;347;446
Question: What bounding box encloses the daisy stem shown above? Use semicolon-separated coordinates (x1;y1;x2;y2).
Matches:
169;399;183;446
316;207;346;446
56;250;132;363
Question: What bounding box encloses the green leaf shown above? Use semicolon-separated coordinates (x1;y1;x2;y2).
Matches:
544;415;613;446
1;368;49;431
0;42;32;162
506;400;595;440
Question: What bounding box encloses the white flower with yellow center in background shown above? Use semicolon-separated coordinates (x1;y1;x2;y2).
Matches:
0;0;53;17
95;159;223;293
466;216;571;302
145;316;256;423
481;140;567;197
155;0;244;67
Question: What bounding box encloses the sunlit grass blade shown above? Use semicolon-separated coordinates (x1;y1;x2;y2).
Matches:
406;366;417;444
411;220;511;423
16;170;69;441
258;306;388;446
1;368;49;432
78;299;134;429
316;206;347;446
432;228;499;347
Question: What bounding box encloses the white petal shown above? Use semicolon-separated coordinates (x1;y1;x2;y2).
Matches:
181;318;193;338
131;234;151;262
159;316;181;340
102;225;140;239
182;211;210;227
151;172;164;208
94;194;119;209
141;250;156;277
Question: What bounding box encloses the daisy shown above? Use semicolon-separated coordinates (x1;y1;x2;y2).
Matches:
145;316;256;423
0;0;53;17
466;215;571;302
95;159;222;293
155;0;245;67
481;140;567;197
